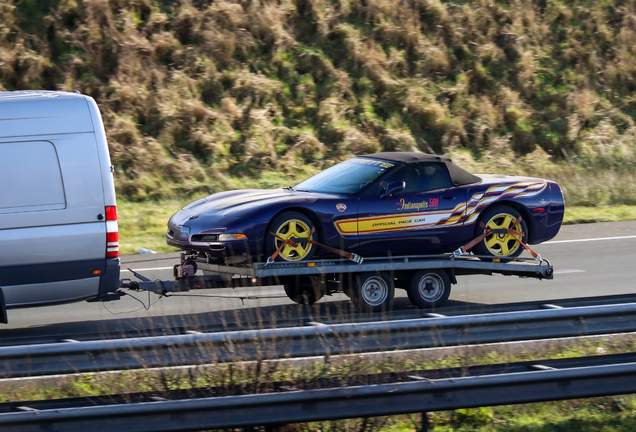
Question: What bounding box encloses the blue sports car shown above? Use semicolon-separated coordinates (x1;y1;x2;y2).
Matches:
167;152;564;263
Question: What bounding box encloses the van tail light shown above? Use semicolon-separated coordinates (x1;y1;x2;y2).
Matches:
106;206;119;258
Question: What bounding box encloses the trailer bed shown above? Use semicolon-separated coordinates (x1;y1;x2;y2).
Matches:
122;253;553;311
202;254;551;278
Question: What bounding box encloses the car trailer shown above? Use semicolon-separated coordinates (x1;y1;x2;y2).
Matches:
121;253;554;312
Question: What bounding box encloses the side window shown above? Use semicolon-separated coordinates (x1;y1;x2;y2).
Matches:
368;163;452;195
392;163;452;194
401;165;422;194
416;163;452;192
0;141;66;214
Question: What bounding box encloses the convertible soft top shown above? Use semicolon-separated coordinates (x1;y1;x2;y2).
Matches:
360;152;482;187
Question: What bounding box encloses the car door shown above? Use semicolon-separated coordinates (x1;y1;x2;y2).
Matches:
355;162;467;256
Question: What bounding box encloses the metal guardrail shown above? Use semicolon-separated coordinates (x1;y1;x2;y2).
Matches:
1;353;636;431
3;301;636;378
3;293;635;348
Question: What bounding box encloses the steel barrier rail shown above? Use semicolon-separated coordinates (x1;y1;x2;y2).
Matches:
2;351;634;412
3;292;635;348
1;354;636;431
3;301;636;378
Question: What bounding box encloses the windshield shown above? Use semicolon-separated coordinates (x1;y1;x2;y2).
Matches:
294;158;397;194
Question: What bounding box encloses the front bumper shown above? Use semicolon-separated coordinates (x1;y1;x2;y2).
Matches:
166;233;252;257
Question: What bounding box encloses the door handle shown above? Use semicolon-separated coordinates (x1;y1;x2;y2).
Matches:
442;195;457;200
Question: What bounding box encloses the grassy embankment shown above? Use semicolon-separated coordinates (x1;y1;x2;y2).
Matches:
2;0;636;254
4;337;636;431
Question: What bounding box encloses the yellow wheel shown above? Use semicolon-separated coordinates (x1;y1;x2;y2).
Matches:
484;213;523;256
473;205;528;259
266;211;317;262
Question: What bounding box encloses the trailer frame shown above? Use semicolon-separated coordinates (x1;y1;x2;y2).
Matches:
121;252;553;310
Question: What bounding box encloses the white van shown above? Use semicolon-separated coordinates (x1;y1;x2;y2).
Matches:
0;90;120;322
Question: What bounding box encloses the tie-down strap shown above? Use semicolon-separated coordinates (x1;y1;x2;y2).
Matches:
267;227;363;264
452;216;541;260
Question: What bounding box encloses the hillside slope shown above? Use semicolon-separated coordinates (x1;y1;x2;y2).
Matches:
1;0;636;202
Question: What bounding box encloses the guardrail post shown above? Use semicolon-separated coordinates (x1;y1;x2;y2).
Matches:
0;287;7;324
421;412;430;432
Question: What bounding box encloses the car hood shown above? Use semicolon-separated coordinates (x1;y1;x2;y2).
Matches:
170;188;340;227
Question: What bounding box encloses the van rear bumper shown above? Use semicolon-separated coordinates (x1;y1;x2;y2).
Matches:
0;258;119;308
98;258;120;297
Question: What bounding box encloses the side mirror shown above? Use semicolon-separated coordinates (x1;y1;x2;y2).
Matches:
381;181;405;199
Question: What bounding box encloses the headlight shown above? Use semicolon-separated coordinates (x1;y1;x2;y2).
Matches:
218;233;247;241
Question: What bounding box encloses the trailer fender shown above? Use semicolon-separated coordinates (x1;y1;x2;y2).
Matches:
446;268;458;285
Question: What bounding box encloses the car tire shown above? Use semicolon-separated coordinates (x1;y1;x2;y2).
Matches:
265;211;317;262
283;276;324;305
407;270;451;309
472;205;528;259
350;272;395;313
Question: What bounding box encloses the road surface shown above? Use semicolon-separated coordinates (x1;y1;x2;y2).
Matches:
1;221;635;341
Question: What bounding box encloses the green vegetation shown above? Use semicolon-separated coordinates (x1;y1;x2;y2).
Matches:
564;205;636;225
2;0;636;209
118;199;184;254
4;337;636;430
384;401;636;432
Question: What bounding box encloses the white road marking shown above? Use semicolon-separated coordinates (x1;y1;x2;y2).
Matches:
544;235;636;244
553;269;586;275
121;266;173;273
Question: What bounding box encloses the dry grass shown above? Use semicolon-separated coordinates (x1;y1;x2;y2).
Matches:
1;0;636;201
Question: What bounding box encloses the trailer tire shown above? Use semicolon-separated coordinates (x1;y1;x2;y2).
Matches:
407;270;451;309
284;276;324;305
265;211;317;262
350;272;394;313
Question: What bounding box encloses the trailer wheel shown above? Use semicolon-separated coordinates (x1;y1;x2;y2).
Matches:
407;270;451;308
350;272;394;313
284;276;324;305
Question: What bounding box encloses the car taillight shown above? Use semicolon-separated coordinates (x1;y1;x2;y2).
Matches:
106;206;119;258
